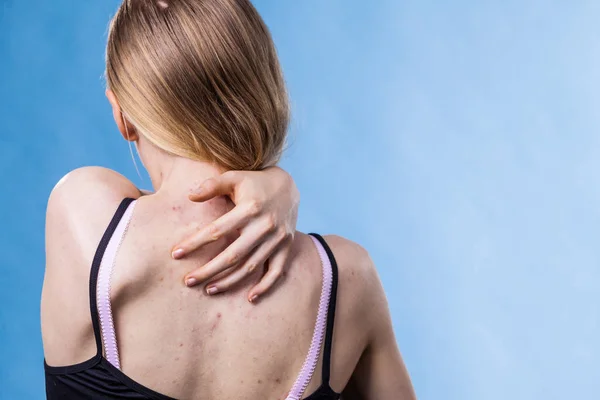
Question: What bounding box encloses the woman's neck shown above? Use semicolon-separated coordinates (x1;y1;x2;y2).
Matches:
138;138;225;199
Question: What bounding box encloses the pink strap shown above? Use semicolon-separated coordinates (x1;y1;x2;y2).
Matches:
97;200;137;370
286;235;334;400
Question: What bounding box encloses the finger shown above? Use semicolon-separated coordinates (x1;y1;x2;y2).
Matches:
205;233;282;295
248;242;291;303
188;171;241;202
172;204;255;259
184;220;274;286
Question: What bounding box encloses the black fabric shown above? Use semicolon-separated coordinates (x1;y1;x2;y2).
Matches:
303;385;341;400
45;359;168;400
43;201;340;399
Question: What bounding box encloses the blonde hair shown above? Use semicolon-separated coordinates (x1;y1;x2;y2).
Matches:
106;0;289;170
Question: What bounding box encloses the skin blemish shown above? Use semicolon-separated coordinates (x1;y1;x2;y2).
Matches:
179;343;184;348
209;313;222;335
172;206;182;212
257;379;263;384
275;378;281;384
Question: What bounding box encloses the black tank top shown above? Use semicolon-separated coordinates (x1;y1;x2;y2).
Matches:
44;198;341;399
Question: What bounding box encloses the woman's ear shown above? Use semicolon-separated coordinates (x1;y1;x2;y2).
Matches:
106;89;139;142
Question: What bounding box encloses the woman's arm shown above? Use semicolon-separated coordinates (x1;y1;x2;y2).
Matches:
343;323;416;400
172;167;299;303
342;256;416;400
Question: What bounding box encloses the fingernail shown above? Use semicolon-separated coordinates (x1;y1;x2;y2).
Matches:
186;278;198;287
249;295;259;303
207;286;218;295
172;249;185;259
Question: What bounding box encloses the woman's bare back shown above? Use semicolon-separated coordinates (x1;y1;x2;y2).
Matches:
42;168;413;400
109;195;369;399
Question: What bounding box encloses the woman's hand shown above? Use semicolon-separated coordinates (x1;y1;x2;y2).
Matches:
171;167;299;303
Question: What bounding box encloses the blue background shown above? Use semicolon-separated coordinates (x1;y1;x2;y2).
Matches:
2;1;600;399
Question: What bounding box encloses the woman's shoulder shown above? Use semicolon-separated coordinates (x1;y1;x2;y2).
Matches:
314;235;393;387
49;167;140;231
295;233;378;305
320;234;389;335
43;167;142;366
49;166;141;209
46;166;142;267
321;234;377;287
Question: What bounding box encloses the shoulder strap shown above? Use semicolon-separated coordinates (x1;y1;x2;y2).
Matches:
309;234;339;385
89;198;137;362
286;234;339;400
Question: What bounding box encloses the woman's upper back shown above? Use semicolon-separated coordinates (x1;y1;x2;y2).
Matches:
42;168;384;399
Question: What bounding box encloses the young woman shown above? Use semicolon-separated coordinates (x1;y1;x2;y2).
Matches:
41;1;416;399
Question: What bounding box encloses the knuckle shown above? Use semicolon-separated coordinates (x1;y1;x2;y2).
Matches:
247;200;263;217
264;214;277;233
276;229;288;242
204;177;217;188
246;263;258;274
208;224;221;241
200;178;218;194
281;229;294;242
227;252;241;266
